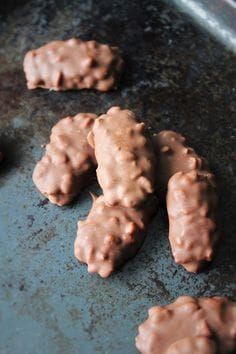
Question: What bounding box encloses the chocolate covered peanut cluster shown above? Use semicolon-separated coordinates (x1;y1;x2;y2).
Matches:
167;170;218;272
33;113;97;206
24;38;124;91
88;107;156;208
136;296;236;354
74;194;156;277
153;130;207;200
153;130;218;272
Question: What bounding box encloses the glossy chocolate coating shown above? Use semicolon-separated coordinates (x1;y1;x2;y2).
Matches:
74;194;156;277
23;38;124;91
88;106;156;208
136;296;236;354
153;130;207;200
33;113;97;206
167;170;218;272
136;296;212;354
166;337;217;354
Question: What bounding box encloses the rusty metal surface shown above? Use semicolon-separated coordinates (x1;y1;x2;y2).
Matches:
0;0;235;353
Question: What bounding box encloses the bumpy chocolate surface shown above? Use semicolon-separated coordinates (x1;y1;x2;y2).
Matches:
199;297;236;353
74;195;156;278
152;130;207;200
88;106;155;208
167;170;218;272
136;296;212;354
23;38;124;91
166;337;217;354
33;113;97;206
136;296;236;354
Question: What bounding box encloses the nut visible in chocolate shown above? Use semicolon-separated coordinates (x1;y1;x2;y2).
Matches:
74;194;156;278
167;170;218;272
152;130;207;200
23;38;124;91
136;296;212;354
199;297;236;353
136;296;236;354
88;106;156;208
33;113;97;206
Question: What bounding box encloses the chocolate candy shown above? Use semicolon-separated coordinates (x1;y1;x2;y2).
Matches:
88;106;155;208
167;170;218;272
199;297;236;353
23;38;124;91
152;130;207;200
136;296;212;354
166;337;217;354
74;194;156;277
152;130;218;272
136;296;236;354
33;113;97;206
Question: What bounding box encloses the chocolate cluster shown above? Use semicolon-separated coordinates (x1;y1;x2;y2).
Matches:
33;113;97;206
153;130;208;200
167;170;218;272
24;38;124;91
75;195;156;278
136;296;236;354
74;107;156;276
88;106;156;208
32;106;220;277
153;130;218;272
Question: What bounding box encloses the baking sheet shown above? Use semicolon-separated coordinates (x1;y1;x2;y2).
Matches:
172;0;236;52
0;0;236;353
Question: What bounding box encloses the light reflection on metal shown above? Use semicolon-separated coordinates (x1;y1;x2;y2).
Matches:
172;0;236;52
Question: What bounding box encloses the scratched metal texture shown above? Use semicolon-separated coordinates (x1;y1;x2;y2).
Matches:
0;1;235;353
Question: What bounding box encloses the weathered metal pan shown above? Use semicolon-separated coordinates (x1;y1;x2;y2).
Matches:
0;1;235;353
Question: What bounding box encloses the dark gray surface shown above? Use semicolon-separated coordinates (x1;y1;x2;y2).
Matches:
172;0;236;52
0;1;235;353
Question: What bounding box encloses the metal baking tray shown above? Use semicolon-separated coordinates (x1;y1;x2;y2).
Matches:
0;1;235;353
172;0;236;53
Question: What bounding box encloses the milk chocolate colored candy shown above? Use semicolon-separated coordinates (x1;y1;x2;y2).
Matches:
88;106;155;208
23;38;124;91
136;296;236;354
166;337;217;354
136;296;212;354
167;170;218;272
199;297;236;353
33;113;97;206
74;194;156;277
152;130;207;200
